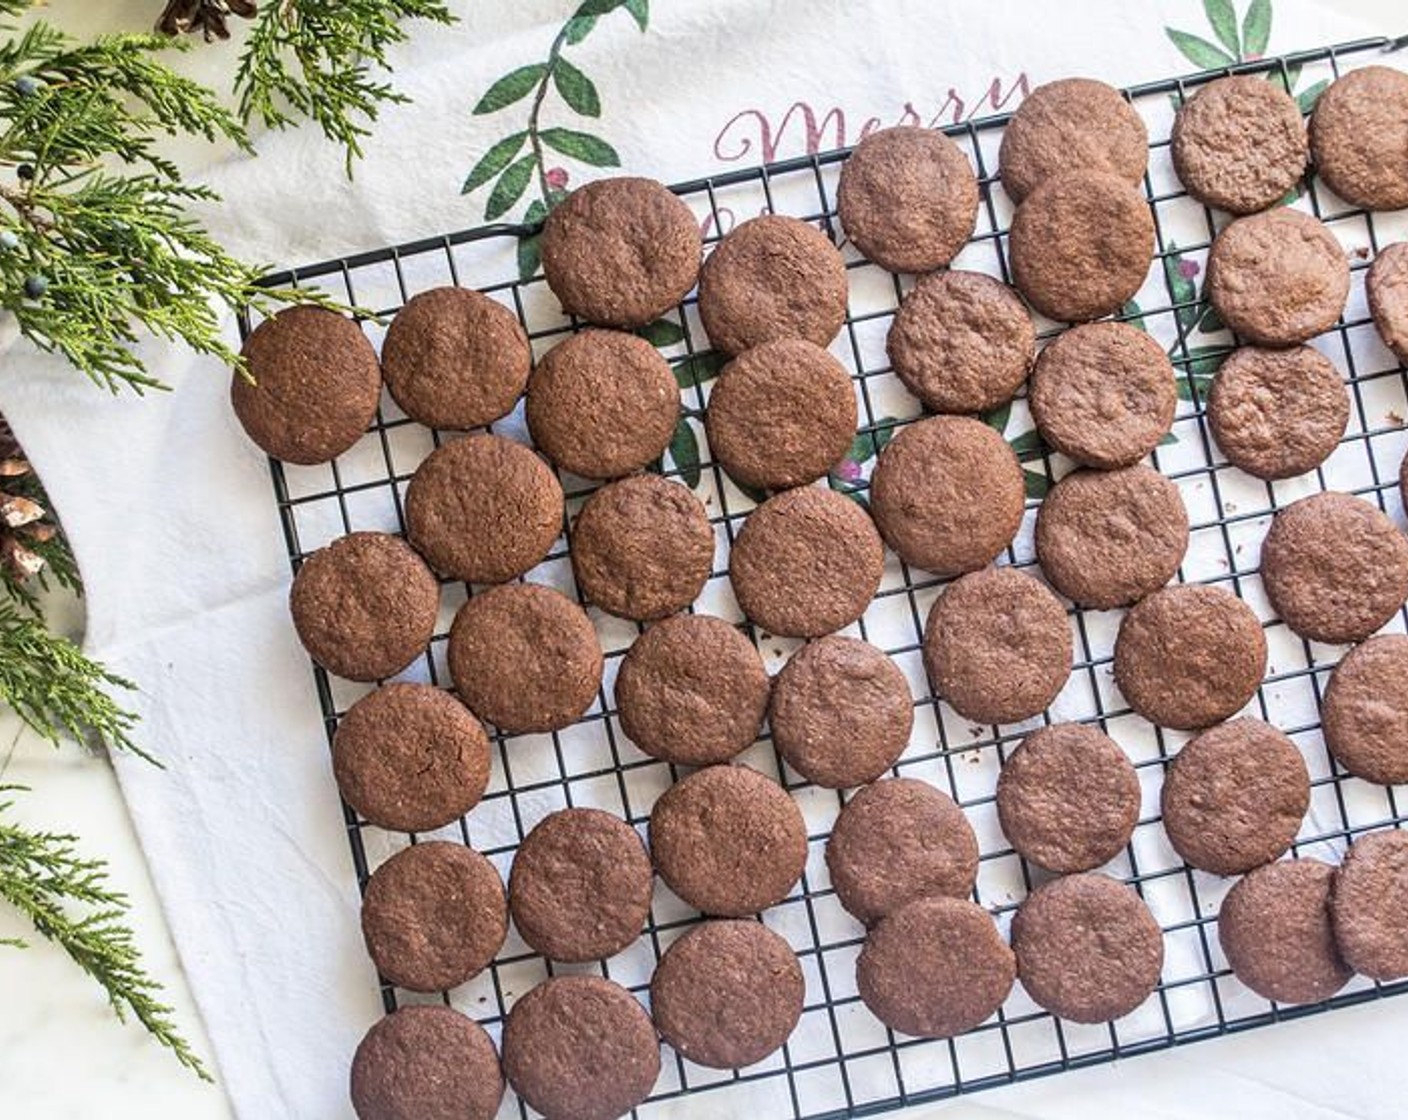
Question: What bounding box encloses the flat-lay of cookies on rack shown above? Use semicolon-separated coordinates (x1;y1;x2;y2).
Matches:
229;50;1408;1120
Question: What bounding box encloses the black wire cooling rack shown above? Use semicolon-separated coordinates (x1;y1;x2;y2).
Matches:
244;36;1408;1120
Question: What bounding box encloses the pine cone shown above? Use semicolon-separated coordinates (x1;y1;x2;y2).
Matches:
157;0;259;41
0;415;57;586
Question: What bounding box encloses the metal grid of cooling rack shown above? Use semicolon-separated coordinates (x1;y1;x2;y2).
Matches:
245;36;1408;1120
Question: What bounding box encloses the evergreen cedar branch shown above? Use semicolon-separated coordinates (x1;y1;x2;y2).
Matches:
232;0;456;178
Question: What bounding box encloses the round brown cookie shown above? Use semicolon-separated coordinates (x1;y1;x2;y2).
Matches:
650;920;804;1069
704;339;857;491
1206;208;1349;347
857;895;1015;1038
769;636;913;789
885;270;1036;414
1309;66;1408;212
1035;465;1189;609
360;841;506;992
836;125;980;273
1161;717;1310;875
508;808;652;962
380;287;530;430
405;434;563;585
1207;346;1349;480
649;764;807;916
1028;321;1177;469
526;329;679;480
1331;828;1408;979
1011;873;1163;1023
351;1006;503;1120
447;582;603;734
1172;76;1308;215
1114;585;1266;729
697;215;848;355
1260;491;1408;644
1218;858;1352;1004
332;683;491;832
996;723;1140;874
502;976;660;1120
232;306;381;465
1009;170;1155;323
614;613;769;766
1322;633;1408;785
729;486;883;638
869;415;1025;577
290;532;439;682
923;567;1072;726
825;777;979;926
570;474;713;621
1368;241;1408;364
540;176;702;329
998;77;1149;203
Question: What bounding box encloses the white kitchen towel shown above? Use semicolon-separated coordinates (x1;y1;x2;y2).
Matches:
1;2;1405;1118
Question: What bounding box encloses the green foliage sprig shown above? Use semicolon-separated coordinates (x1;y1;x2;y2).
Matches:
235;0;455;176
462;0;649;278
0;2;321;392
0;600;154;766
0;788;210;1080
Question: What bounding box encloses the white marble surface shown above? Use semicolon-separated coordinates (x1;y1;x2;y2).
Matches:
2;1;1408;1118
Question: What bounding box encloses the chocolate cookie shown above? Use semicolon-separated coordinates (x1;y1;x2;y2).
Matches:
869;416;1025;577
697;215;848;355
570;474;713;621
1161;717;1310;875
728;486;883;638
1172;76;1308;214
351;1006;503;1120
1028;321;1177;469
1260;491;1408;644
508;808;652;962
232;306;381;465
1322;633;1408;785
1011;873;1163;1023
360;841;506;991
1207;345;1349;480
857;896;1015;1038
614;613;769;766
649;764;807;916
540;176;702;328
381;287;531;430
769;636;913;788
836;125;980;273
1008;170;1155;323
704;339;857;491
825;777;979;926
290;532;439;682
332;683;491;832
1309;66;1408;212
1113;584;1267;730
1035;465;1189;609
1218;858;1352;1004
996;723;1140;874
998;78;1149;204
885;270;1036;414
446;582;603;734
526;329;679;480
1368;241;1408;364
405;434;563;584
1206;208;1349;347
1330;828;1408;980
502;976;660;1120
650;920;804;1069
923;567;1072;726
